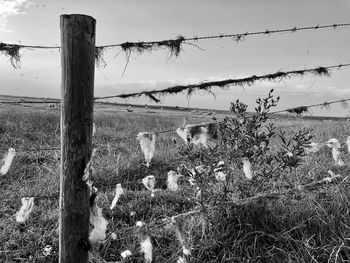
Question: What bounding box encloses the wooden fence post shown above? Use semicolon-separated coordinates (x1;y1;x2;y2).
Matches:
59;14;96;263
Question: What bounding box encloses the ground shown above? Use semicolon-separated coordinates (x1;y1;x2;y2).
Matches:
1;98;350;263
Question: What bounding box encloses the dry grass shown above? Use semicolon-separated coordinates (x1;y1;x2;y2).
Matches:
1;109;350;262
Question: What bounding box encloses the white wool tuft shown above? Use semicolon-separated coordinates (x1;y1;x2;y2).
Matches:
337;158;345;166
110;232;117;240
89;197;108;244
326;138;341;149
182;246;191;255
328;145;345;166
109;184;124;210
137;132;156;167
242;158;253;180
16;197;34;223
92;123;96;137
42;245;53;256
140;235;153;263
0;148;16;175
217;161;225;166
176;128;189;144
142;175;156;197
121;249;133;258
167;171;182;191
346;136;350;154
215;171;227;182
191;127;210;147
177;256;187;263
177;123;217;147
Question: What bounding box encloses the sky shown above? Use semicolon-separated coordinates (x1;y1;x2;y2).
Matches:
0;0;350;116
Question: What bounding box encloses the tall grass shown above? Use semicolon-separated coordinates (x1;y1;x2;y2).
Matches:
1;109;350;262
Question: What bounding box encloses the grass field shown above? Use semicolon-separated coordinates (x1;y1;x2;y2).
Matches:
1;106;350;263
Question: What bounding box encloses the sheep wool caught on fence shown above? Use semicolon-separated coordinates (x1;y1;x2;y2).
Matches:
16;197;35;223
242;157;254;180
214;161;227;181
326;138;345;166
346;136;350;154
176;123;218;148
0;147;16;175
166;170;182;191
142;175;156;197
121;249;133;259
92;123;96;137
109;183;124;210
140;235;153;263
137;132;156;167
89;193;108;244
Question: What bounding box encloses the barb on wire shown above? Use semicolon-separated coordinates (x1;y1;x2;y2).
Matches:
2;23;350;68
94;63;349;102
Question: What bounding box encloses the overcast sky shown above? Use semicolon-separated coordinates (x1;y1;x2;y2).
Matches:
1;0;350;116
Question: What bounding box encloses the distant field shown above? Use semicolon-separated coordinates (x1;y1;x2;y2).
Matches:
1;103;350;262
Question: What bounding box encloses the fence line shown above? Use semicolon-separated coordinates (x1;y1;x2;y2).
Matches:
2;22;350;68
2;23;349;50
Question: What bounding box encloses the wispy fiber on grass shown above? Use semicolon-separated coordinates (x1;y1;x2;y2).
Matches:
0;42;21;68
94;64;347;102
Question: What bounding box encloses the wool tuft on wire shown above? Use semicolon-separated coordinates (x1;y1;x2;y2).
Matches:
176;123;218;148
326;138;345;166
137;132;156;167
142;175;156;197
89;192;108;244
0;148;16;175
242;157;253;180
110;183;124;210
167;170;182;191
16;197;35;223
286;106;309;115
140;235;153;263
303;142;321;155
0;42;21;68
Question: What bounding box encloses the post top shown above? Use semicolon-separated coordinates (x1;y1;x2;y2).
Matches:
60;14;96;21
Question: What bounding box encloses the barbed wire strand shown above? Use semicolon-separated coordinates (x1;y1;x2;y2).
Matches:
2;23;350;50
93;63;350;102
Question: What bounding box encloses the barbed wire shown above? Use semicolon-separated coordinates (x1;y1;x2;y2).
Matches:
1;23;350;68
94;63;349;102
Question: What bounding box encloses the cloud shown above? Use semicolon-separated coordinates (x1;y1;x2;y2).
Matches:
0;0;31;33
